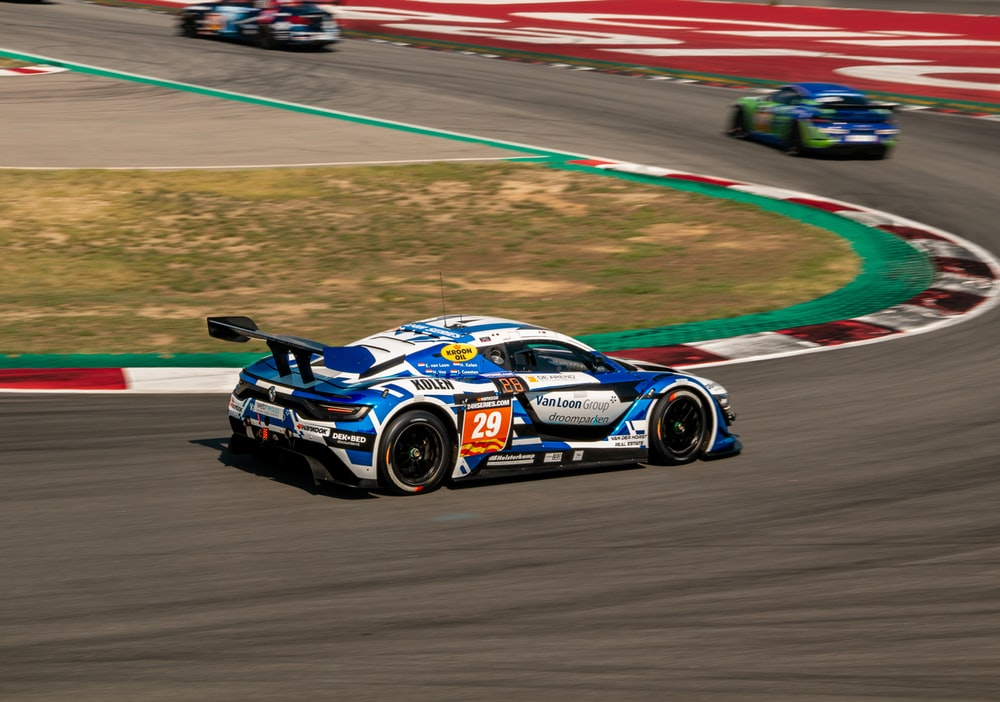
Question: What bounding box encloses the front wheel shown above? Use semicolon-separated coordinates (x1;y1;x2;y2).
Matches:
377;410;453;495
728;107;748;139
648;389;710;465
783;122;803;156
180;16;198;37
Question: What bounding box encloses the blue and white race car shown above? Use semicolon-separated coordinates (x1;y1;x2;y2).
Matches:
209;315;741;495
179;0;340;50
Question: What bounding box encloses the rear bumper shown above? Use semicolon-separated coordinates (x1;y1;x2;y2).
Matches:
228;418;377;489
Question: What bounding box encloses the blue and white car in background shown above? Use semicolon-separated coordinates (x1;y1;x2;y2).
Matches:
209;315;741;495
179;0;341;50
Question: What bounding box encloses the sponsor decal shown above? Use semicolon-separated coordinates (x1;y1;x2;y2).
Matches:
535;395;614;411
572;450;584;461
460;397;513;457
546;413;603;425
441;343;478;363
410;377;455;391
253;399;284;420
531;391;627;426
543;452;562;463
486;452;536;466
296;423;330;437
402;322;466;340
524;373;585;384
611;436;646;448
327;429;375;452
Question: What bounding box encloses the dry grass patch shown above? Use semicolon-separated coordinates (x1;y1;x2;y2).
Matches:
0;162;857;353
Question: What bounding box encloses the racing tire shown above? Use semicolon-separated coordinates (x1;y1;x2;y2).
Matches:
257;26;277;50
180;16;198;37
648;389;711;466
783;122;803;157
728;107;749;139
377;410;453;495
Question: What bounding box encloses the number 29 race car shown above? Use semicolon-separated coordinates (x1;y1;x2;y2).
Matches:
728;82;899;159
179;0;341;50
208;315;741;495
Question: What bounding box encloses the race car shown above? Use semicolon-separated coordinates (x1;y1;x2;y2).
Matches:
208;315;741;495
179;0;341;50
728;82;899;159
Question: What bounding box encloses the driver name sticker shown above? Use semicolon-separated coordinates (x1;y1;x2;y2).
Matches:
460;397;513;457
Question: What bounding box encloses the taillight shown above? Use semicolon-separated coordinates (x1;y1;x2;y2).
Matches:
314;403;373;421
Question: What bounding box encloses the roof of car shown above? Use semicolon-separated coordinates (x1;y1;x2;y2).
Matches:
791;82;866;98
348;315;585;360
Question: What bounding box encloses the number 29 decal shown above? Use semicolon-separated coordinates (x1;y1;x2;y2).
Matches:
460;397;513;457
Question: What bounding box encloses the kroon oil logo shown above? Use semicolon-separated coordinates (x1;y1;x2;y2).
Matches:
441;343;478;363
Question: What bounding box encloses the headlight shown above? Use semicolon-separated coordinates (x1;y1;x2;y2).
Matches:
697;379;735;422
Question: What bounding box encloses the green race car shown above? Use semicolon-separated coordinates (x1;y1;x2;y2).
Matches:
728;82;899;159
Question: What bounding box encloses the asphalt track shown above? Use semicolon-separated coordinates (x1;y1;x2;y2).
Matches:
2;1;1000;700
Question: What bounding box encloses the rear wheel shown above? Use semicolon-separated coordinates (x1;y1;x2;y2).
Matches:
783;122;803;156
377;410;453;495
728;107;748;139
257;25;277;49
648;389;710;465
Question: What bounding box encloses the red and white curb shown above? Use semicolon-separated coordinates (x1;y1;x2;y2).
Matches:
572;159;1000;368
0;367;240;393
0;65;66;77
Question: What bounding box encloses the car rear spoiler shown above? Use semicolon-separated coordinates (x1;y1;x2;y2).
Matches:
207;316;374;383
869;100;899;111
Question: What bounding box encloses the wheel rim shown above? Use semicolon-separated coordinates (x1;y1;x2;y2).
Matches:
658;394;706;461
390;423;445;486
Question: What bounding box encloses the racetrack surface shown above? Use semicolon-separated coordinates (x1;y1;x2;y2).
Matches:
2;1;1000;700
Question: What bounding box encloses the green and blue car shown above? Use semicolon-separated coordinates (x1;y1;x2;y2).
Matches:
728;82;899;159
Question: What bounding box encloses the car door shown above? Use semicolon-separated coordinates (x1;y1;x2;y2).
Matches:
502;340;643;441
769;87;802;139
751;90;780;134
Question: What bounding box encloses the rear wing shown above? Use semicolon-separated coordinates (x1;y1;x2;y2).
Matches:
207;316;374;383
868;100;899;111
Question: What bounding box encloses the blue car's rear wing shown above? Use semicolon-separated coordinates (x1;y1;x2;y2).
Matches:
207;316;374;384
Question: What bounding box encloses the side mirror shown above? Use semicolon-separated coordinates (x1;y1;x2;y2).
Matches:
587;352;615;374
